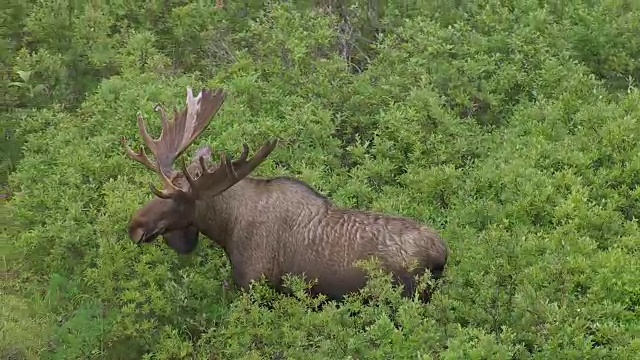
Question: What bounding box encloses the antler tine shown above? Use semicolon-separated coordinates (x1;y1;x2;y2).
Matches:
221;152;239;181
121;136;157;172
121;110;166;173
235;144;249;164
136;112;159;156
233;140;279;179
155;104;171;141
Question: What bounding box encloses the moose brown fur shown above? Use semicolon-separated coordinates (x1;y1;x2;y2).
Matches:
122;87;449;302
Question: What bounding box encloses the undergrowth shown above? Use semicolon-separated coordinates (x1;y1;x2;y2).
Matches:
2;0;640;358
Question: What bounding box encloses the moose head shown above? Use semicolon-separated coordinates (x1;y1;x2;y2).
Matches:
121;87;277;252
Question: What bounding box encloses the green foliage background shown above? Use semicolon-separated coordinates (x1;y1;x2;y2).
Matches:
2;0;640;358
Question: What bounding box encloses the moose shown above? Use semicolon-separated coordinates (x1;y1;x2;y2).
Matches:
121;87;449;303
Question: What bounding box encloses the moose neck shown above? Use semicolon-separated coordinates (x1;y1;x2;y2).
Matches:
191;177;258;250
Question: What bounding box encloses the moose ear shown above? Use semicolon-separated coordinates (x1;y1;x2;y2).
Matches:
194;146;213;162
163;226;200;254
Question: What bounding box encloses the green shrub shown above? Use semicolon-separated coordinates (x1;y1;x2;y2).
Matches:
3;1;640;358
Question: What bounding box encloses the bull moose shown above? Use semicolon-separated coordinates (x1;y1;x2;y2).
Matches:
121;87;449;302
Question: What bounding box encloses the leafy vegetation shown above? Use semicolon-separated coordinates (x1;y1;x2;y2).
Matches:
2;0;640;358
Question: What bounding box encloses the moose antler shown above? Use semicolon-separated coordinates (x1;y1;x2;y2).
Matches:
122;87;226;196
122;87;278;200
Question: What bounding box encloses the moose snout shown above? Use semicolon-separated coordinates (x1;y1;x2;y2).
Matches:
128;227;145;243
128;226;159;244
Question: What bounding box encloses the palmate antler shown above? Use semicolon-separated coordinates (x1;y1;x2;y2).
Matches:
180;139;278;198
122;87;278;200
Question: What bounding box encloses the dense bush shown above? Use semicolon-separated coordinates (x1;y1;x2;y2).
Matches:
2;0;640;358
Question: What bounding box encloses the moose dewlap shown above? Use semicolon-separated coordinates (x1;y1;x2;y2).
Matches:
121;87;449;302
